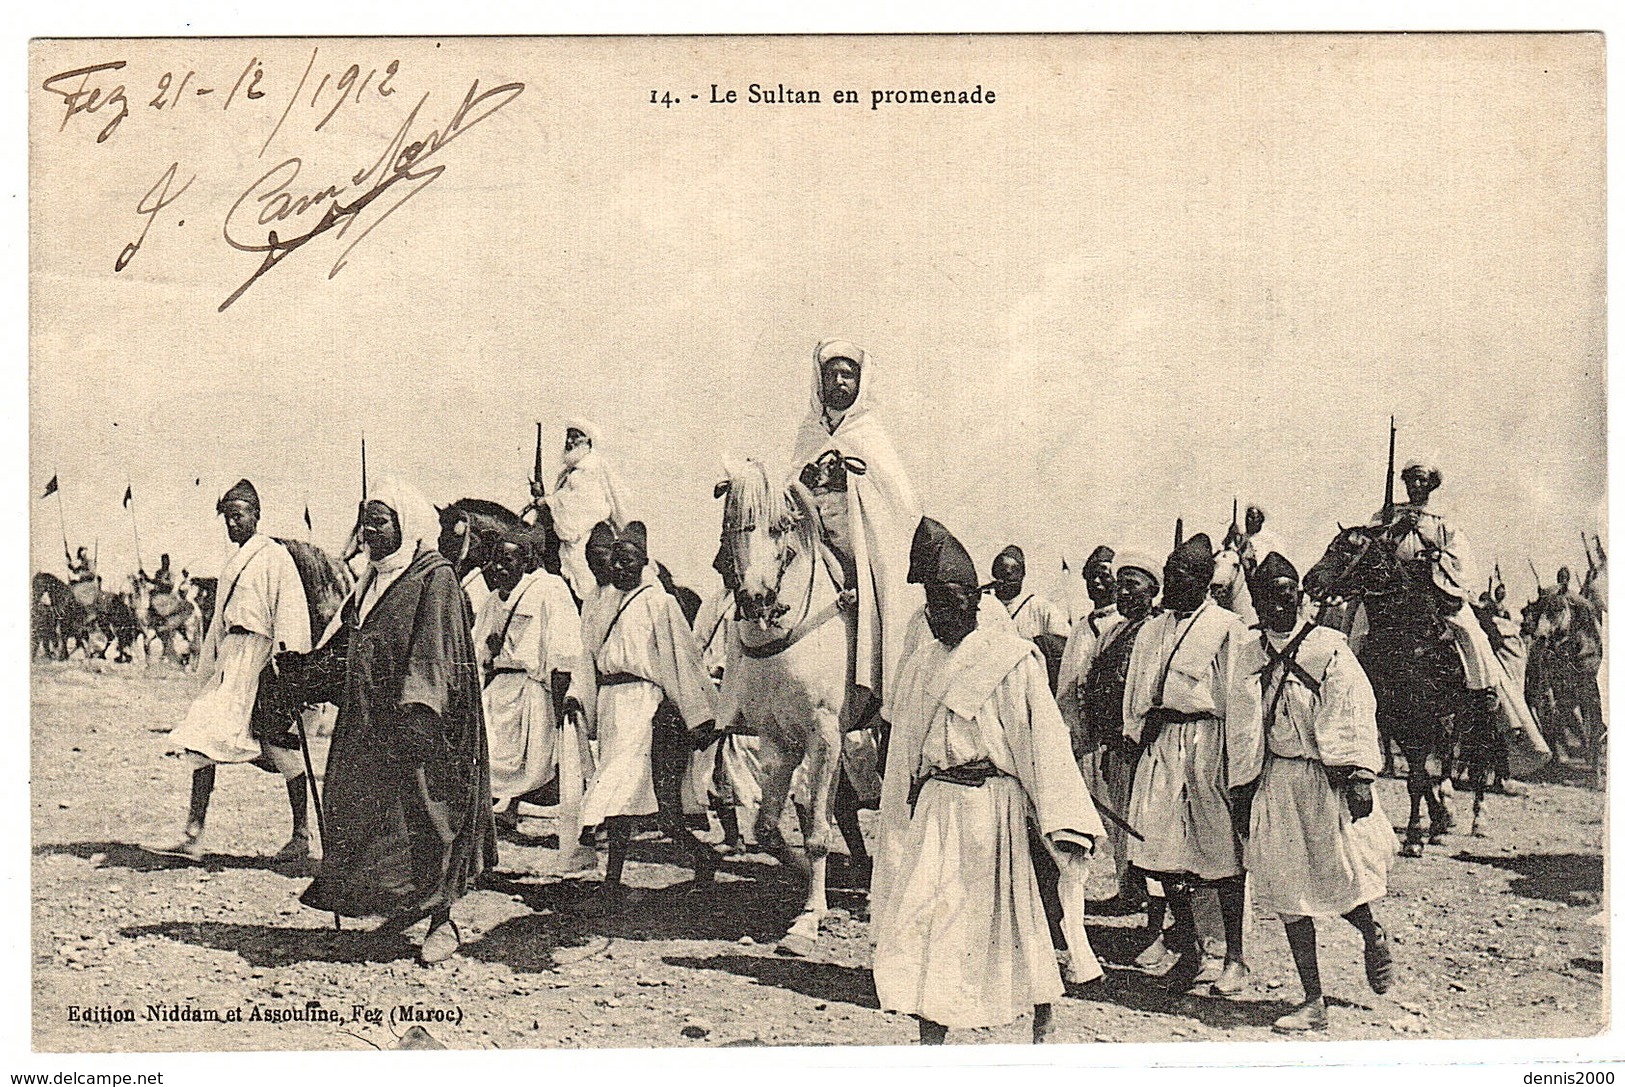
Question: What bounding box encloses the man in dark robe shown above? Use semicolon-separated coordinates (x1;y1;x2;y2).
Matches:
285;478;495;965
1079;552;1161;915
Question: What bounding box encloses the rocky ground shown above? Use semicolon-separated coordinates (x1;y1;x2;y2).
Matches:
31;660;1607;1052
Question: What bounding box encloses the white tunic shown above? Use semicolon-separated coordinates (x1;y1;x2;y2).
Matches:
1004;592;1072;642
873;629;1103;1029
472;570;586;802
1122;601;1255;880
169;534;311;765
581;583;718;827
1235;621;1395;918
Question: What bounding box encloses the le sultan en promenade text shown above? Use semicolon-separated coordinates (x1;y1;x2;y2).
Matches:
649;83;997;110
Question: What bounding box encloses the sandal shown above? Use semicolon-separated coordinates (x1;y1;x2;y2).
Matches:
1364;925;1395;994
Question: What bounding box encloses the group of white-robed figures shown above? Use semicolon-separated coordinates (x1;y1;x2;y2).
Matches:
158;340;1399;1040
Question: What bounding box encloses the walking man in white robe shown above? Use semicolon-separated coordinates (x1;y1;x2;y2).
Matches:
690;583;761;853
579;524;720;909
153;480;314;862
472;529;595;872
1122;533;1257;996
545;419;631;600
873;520;1102;1044
1230;552;1396;1033
1060;550;1162;907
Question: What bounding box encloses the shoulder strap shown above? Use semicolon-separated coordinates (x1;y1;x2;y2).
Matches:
1260;622;1324;695
600;585;651;650
704;599;735;655
1151;608;1206;708
493;577;545;655
1010;595;1034;621
214;539;269;627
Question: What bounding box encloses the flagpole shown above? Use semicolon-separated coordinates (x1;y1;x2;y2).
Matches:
127;483;144;574
53;481;69;564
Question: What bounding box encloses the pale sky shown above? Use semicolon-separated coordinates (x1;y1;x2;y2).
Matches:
30;34;1605;615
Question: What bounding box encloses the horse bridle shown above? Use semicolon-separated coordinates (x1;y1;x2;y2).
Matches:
1318;525;1406;603
726;503;810;624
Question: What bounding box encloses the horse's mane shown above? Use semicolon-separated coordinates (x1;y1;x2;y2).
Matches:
444;498;521;526
34;571;70;594
722;459;792;537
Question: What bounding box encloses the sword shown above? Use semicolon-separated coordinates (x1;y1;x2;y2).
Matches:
1091;795;1146;842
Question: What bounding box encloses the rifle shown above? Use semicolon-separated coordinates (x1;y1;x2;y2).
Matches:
1381;415;1397;523
532;421;545;497
1582;531;1598;575
1529;559;1543;594
1174;517;1184;550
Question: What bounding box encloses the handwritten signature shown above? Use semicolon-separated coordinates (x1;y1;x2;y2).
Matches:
116;162;195;272
218;78;524;311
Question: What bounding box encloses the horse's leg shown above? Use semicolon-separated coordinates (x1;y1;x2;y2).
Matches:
1581;675;1606;790
832;767;871;885
753;728;807;878
780;706;841;957
1400;738;1427;857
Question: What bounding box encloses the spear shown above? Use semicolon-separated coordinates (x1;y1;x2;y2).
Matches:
1529;559;1543;594
48;474;70;563
342;433;368;562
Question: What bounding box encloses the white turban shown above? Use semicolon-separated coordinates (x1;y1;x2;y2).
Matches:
367;476;439;575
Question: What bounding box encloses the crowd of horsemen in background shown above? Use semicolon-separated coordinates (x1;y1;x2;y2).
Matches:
27;339;1609;1042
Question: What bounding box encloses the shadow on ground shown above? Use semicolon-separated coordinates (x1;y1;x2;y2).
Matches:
36;840;306;878
118;920;421;967
1451;851;1602;905
663;952;878;1009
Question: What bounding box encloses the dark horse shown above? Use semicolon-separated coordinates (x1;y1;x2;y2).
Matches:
1305;522;1492;857
435;498;701;622
437;498;561;591
32;573;140;662
32;573;84;660
273;539;354;645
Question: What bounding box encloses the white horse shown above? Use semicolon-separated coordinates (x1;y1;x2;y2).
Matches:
713;458;857;956
1209;544;1258;627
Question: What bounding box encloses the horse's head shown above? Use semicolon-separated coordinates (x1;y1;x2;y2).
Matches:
1209;546;1244;608
437;499;523;577
716;458;814;626
1303;522;1403;603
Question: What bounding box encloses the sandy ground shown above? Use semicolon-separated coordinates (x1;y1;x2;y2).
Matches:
31;660;1606;1052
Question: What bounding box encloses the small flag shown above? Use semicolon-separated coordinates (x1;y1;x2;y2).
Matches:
122;485;133;508
304;506;313;531
40;476;58;499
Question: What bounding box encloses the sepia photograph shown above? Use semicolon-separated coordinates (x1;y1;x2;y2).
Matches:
23;28;1608;1062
